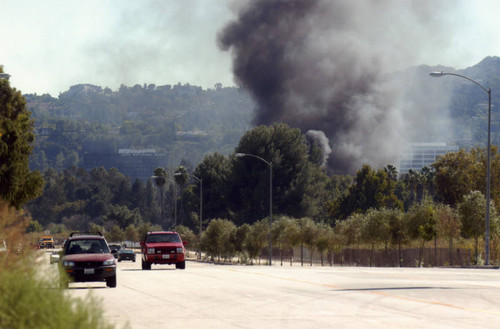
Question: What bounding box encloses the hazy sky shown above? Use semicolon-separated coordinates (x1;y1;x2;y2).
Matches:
1;0;500;96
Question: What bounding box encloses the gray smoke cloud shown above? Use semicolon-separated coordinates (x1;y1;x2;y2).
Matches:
218;0;463;174
306;130;332;167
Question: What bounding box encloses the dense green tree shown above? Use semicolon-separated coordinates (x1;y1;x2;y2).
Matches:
107;225;126;242
332;165;402;220
105;204;141;229
231;123;313;224
125;224;139;242
193;153;232;220
0;69;44;208
26;220;43;233
432;149;479;207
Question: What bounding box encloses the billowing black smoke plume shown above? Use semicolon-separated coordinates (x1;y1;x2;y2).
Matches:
218;0;460;174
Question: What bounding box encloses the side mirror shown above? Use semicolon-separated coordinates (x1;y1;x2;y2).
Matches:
140;241;145;246
183;241;188;246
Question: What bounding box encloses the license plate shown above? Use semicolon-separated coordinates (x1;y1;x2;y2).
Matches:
162;254;170;259
84;268;95;275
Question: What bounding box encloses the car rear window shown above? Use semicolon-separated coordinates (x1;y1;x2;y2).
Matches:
146;234;181;243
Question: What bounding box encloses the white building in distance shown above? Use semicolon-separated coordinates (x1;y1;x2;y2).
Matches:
399;143;459;175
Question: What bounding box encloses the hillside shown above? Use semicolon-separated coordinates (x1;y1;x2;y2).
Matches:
26;84;255;175
25;57;500;178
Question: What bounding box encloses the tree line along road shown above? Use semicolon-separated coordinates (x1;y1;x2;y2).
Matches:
56;256;500;329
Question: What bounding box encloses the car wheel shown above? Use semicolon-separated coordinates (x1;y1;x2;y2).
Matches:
118;259;122;262
142;259;151;270
106;275;117;288
176;261;186;270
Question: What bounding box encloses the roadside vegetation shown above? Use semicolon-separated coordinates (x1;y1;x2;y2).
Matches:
0;201;118;329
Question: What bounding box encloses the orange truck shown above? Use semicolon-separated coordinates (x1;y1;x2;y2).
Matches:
39;236;55;249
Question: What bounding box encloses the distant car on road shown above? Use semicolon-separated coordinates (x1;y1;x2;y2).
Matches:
140;231;187;270
109;244;122;258
50;251;60;264
60;232;117;288
118;249;136;262
39;236;55;249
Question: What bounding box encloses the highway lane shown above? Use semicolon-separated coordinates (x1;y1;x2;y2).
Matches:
62;259;500;329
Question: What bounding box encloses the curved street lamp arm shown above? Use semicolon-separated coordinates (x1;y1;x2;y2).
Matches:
430;71;490;93
235;152;271;166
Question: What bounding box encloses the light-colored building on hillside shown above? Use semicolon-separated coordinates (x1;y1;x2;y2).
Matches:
399;143;459;175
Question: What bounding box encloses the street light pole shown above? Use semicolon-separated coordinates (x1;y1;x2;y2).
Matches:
235;152;273;266
430;71;492;265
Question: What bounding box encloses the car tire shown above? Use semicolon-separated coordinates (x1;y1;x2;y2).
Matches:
176;261;186;270
106;275;117;288
142;259;151;270
118;259;122;262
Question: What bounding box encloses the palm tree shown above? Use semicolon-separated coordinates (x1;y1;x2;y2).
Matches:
153;167;168;225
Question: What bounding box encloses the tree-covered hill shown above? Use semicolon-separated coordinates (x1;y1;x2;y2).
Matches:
24;57;500;178
26;83;255;174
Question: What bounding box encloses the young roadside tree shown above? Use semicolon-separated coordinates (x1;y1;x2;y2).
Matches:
337;213;365;265
271;215;293;266
387;208;407;267
200;218;236;262
362;208;391;267
406;199;437;267
234;223;251;263
245;219;269;265
0;69;44;208
315;222;333;266
458;191;499;264
297;217;318;266
282;217;300;266
435;204;461;266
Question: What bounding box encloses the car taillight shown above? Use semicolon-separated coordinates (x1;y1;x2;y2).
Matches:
147;248;155;254
176;247;183;253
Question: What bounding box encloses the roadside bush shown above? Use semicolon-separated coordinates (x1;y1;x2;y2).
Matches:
0;200;117;329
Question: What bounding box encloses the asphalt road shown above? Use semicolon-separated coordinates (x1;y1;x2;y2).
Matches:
55;256;500;329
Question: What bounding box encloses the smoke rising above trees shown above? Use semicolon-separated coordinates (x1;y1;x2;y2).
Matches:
218;0;467;174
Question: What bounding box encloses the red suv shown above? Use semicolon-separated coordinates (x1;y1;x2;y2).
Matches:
141;231;187;270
